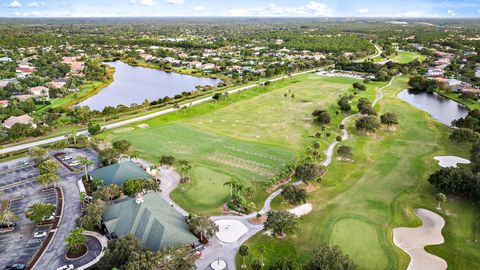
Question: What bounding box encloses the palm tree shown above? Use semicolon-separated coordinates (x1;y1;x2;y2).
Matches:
76;154;93;180
65;228;87;253
436;192;446;210
223;177;241;198
2;210;18;228
239;245;249;268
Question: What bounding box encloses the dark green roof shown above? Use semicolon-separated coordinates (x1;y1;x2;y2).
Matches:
103;192;197;250
89;161;151;186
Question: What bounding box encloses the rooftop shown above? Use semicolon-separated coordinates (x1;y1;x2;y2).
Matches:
89;160;152;186
103;192;197;250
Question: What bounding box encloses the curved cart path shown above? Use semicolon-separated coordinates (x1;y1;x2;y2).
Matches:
393;209;447;270
191;76;398;269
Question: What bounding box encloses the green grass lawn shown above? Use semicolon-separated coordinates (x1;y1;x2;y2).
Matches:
238;76;480;270
102;75;384;215
374;50;426;64
112;123;294;215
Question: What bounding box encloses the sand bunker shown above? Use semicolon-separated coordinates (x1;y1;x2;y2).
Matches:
434;156;470;168
288;203;312;217
393;208;447;270
214;220;248;244
137;124;149;128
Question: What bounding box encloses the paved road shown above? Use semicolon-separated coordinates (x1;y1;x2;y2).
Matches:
0;70;316;155
34;148;99;270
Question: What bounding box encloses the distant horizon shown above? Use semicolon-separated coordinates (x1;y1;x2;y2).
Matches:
1;0;479;18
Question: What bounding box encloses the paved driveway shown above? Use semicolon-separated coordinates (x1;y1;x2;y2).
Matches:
0;148;99;270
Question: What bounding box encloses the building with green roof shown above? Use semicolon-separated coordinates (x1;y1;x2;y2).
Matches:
89;160;152;186
103;192;197;250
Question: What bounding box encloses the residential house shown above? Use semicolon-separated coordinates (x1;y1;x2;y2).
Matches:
202;63;215;70
16;67;35;78
3;114;36;129
30;86;49;99
0;100;8;108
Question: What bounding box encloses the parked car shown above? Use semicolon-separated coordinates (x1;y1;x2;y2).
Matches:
56;265;74;270
0;222;16;229
4;264;26;270
62;155;72;161
33;231;47;238
22;160;29;166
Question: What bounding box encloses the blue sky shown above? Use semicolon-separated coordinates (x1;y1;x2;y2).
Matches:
1;0;480;18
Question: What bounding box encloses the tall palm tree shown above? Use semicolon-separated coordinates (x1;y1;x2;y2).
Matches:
76;154;93;180
65;228;87;253
223;177;241;198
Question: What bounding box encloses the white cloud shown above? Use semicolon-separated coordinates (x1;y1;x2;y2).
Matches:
447;9;456;16
27;2;45;8
130;0;159;6
193;6;205;13
8;0;22;8
15;11;42;16
223;1;332;17
166;0;184;4
357;8;369;15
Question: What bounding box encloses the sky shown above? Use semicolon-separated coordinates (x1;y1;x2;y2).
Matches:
1;0;480;18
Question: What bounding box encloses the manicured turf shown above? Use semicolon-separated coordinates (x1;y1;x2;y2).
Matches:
239;76;480;270
329;218;388;270
374;50;426;64
112;123;294;214
102;75;386;215
188;75;383;151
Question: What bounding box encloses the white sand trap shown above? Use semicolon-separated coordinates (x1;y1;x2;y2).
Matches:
393;208;447;270
288;203;312;217
137;124;149;128
214;220;248;244
434;156;470;168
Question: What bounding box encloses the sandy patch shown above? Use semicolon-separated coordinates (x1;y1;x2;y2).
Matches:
112;127;134;134
137;124;149;128
434;156;470;168
214;220;248;244
288;203;312;217
393;208;447;270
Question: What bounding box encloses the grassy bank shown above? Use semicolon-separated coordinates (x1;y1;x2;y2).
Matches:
39;66;115;111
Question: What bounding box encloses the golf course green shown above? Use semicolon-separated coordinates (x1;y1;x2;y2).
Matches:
237;76;480;270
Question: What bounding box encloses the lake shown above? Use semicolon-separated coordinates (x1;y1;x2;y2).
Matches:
397;90;469;126
77;61;223;110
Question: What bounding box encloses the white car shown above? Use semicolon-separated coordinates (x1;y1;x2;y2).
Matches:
62;155;72;161
33;231;47;238
56;265;74;270
69;161;79;166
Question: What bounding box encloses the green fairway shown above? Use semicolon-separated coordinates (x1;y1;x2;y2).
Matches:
239;76;480;269
329;218;389;270
112;123;294;214
188;75;383;151
103;75;385;215
374;50;426;64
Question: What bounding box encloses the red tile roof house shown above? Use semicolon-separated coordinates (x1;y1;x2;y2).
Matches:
2;114;36;129
15;67;35;77
0;100;9;108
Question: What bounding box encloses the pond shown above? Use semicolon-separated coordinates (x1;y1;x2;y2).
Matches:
397;90;469;126
77;61;223;111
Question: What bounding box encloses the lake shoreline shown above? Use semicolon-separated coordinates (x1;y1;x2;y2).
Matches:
77;61;224;110
122;58;231;83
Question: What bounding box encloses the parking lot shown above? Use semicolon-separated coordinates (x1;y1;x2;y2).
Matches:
0;148;99;269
